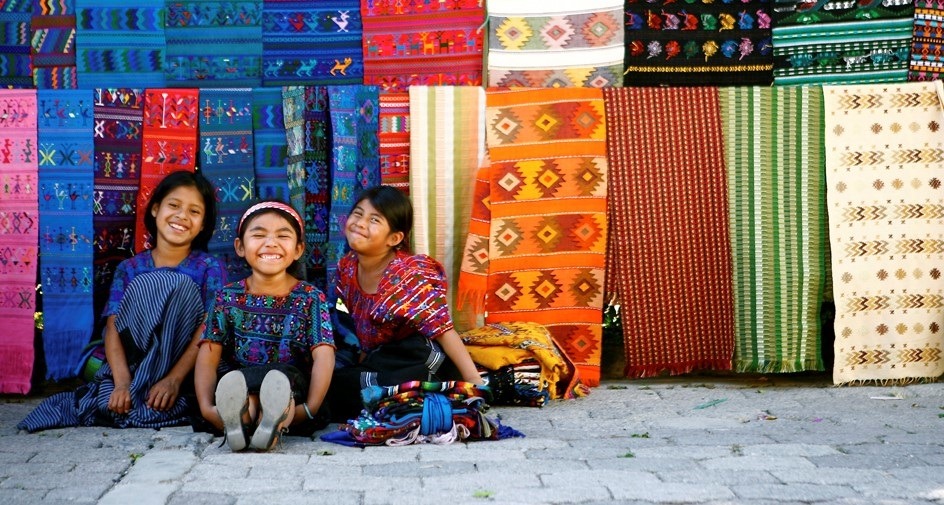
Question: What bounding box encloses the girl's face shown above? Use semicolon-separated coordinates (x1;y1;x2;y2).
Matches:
344;199;403;256
150;185;206;250
235;212;303;277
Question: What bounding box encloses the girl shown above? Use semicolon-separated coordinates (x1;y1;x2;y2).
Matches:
327;185;484;422
195;200;335;451
18;170;226;431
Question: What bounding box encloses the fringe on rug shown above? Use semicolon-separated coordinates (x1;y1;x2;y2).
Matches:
626;359;733;379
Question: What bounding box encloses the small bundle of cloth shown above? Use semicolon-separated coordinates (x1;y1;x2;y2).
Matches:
461;322;591;407
321;380;524;447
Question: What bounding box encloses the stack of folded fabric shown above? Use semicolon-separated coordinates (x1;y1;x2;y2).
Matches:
322;381;523;447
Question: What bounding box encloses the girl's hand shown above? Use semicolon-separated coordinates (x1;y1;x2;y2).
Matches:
108;385;132;415
146;376;181;411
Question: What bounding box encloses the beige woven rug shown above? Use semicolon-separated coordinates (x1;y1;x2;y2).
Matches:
824;81;944;384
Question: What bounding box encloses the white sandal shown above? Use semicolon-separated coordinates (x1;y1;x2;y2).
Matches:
249;370;292;451
215;371;249;451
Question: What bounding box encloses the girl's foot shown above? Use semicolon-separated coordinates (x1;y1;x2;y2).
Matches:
215;371;249;451
249;370;293;451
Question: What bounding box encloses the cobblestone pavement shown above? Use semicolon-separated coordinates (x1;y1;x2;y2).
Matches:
1;375;943;505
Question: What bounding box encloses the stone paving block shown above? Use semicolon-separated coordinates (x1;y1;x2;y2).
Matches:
236;490;362;505
631;445;734;460
181;476;305;494
417;447;526;462
473;458;591;474
422;470;542;490
538;469;660;488
302;473;420;492
667;433;776;446
655;469;779;485
185;461;251;480
702;455;816;471
99;482;179;505
770;467;891;485
167;491;236;505
122;449;197;484
361;460;476;478
737;443;841;457
732;483;856;501
852;478;944;501
0;461;75;479
610;481;735;502
586;456;700;473
467;436;568;450
2;488;59;505
808;453;928;470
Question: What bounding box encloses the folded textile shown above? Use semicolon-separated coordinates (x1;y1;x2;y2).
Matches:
322;380;524;447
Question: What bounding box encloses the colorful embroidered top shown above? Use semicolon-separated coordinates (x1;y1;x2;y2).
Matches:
202;279;334;370
335;250;454;352
104;249;226;317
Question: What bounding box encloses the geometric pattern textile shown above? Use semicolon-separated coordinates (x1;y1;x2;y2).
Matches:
198;88;255;281
75;0;166;89
623;0;774;86
252;87;288;202
378;91;410;192
718;86;828;373
261;0;363;86
489;0;624;88
408;85;485;333
163;0;262;87
37;89;94;380
602;87;735;378
910;0;944;81
300;86;330;290
0;0;34;88
361;0;484;92
460;87;609;385
773;18;914;85
91;88;143;332
0;89;38;393
134;88;198;252
823;81;944;385
30;0;78;89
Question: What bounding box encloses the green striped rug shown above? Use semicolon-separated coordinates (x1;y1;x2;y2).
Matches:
719;86;829;373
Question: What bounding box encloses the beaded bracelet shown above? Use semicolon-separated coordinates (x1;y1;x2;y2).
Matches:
302;402;315;420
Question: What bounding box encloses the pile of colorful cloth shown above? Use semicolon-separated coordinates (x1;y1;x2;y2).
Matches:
321;380;523;447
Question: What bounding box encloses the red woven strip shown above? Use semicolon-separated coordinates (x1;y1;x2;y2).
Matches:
603;87;734;377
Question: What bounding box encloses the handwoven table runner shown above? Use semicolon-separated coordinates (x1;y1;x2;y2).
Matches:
622;0;773;86
910;0;944;81
409;85;485;333
0;89;38;393
325;85;380;290
488;0;624;88
361;0;484;92
602;87;734;378
37;89;94;379
198;88;255;281
718;86;828;373
261;0;363;86
135;88;198;252
252;87;288;202
92;88;143;331
824;81;944;385
30;0;77;88
75;0;166;89
164;0;262;87
300;86;330;290
772;0;915;85
0;0;34;88
378;91;410;192
459;87;608;385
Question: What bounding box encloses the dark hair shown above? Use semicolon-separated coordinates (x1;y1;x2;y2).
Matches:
144;170;218;251
352;185;413;251
237;199;305;278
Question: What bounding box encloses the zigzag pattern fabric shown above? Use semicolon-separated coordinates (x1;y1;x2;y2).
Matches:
252;87;288;202
0;0;33;88
824;81;944;384
75;0;165;89
30;0;78;89
772;0;914;85
719;86;829;373
489;0;624;88
910;0;944;81
326;85;380;290
261;0;363;86
603;87;734;378
164;0;262;87
134;88;198;252
37;89;94;379
198;88;254;281
91;88;142;331
460;88;609;385
0;89;38;393
408;85;485;333
361;0;484;92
